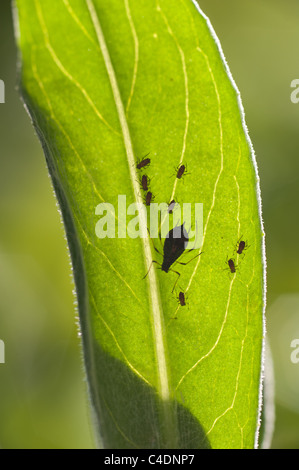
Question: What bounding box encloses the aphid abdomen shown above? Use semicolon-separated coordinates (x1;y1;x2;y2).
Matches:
228;258;236;273
237;240;246;255
176;164;186;179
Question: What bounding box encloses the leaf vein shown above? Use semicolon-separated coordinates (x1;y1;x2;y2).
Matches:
34;0;119;136
184;47;223;294
175;154;242;391
31;47;109;208
62;0;97;46
124;0;139;115
74;213;142;304
157;1;189;204
90;292;151;387
84;0;178;445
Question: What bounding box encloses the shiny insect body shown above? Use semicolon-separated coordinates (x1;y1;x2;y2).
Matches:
136;153;150;170
140;174;150;191
144;223;202;292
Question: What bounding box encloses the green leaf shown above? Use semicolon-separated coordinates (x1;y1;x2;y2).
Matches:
14;0;265;449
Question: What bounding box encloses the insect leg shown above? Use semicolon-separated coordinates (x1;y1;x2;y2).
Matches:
169;269;181;293
147;228;163;256
177;251;203;266
142;260;161;280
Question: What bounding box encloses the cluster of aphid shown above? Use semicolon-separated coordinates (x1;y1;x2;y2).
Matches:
136;153;153;206
227;239;248;273
136;154;249;310
137;154;187;209
136;155;195;308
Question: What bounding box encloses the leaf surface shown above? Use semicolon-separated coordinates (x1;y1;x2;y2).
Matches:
14;0;265;448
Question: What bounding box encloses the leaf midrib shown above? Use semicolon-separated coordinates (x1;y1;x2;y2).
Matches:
85;0;178;446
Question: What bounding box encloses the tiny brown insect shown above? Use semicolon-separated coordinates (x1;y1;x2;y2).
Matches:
140;174;150;191
178;291;186;307
228;258;236;273
145;191;154;206
237;240;246;255
176;164;186;179
136;153;151;170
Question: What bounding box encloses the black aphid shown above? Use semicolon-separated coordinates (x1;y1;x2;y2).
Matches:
237;240;246;255
176;164;186;179
145;191;154;206
143;223;202;292
162;224;189;273
178;291;186;307
228;258;236;273
137;153;151;170
140;174;150;191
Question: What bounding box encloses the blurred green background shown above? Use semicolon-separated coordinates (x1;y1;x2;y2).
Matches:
0;0;299;448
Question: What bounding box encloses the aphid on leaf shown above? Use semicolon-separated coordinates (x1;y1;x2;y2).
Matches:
176;164;186;179
178;291;186;307
144;191;154;206
236;238;250;255
237;240;246;255
136;153;151;170
140;174;150;192
228;258;236;273
172;290;188;319
170;164;189;181
143;223;202;292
